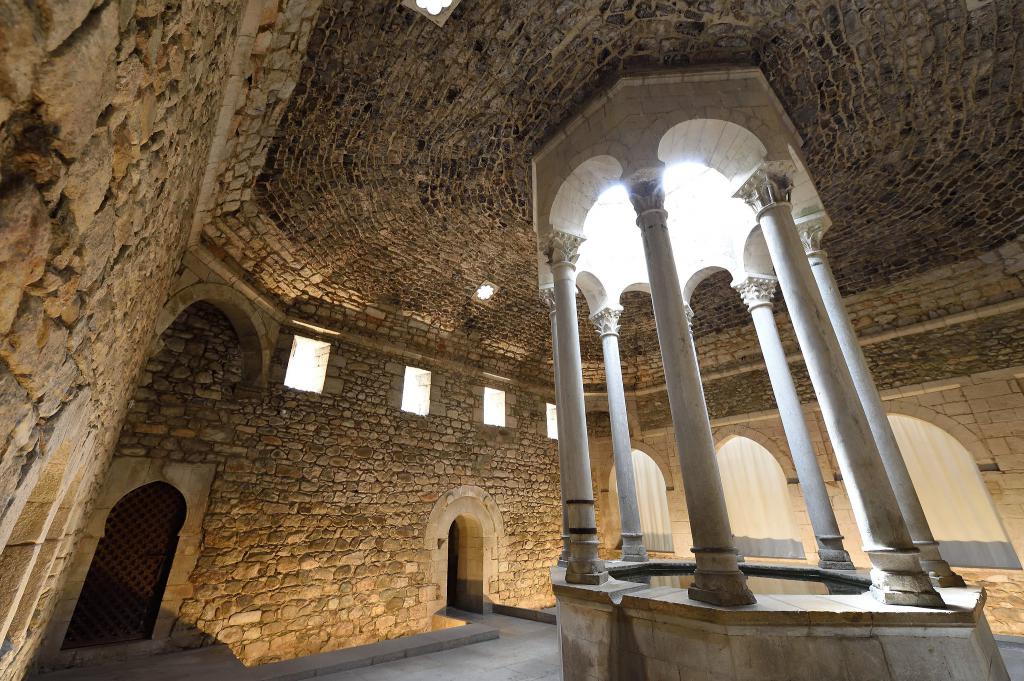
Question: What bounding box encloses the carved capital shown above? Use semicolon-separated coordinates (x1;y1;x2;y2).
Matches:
733;275;778;310
539;286;556;313
625;170;667;228
735;161;795;214
590;307;622;337
683;303;695;327
545;231;585;267
795;212;832;257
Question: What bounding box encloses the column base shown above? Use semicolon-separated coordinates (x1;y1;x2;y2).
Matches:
689;547;755;606
557;534;571;568
566;533;608;585
915;540;967;587
867;548;944;608
620;533;648;563
817;545;856;571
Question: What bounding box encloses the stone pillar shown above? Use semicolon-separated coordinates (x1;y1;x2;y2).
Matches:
626;175;754;606
590;306;648;563
733;275;855;570
798;216;966;588
737;164;941;607
541;287;572;567
545;232;607;585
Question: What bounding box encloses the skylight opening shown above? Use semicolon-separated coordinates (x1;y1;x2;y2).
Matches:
283;335;331;393
475;282;497;301
546;403;558;439
483;387;506;427
401;366;432;416
416;0;452;15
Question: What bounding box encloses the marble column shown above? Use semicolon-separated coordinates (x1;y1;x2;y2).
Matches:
590;306;648;563
798;216;966;587
626;174;754;606
541;287;571;567
545;232;607;585
737;164;941;607
733;275;855;570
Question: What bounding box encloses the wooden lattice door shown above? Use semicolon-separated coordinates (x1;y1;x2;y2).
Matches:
62;482;187;648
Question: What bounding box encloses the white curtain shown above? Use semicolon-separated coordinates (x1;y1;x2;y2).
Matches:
889;415;1020;569
610;450;674;552
717;437;804;559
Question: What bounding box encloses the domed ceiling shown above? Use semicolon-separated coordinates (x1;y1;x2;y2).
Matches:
204;0;1024;391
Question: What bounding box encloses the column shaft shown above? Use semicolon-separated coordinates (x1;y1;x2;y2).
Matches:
544;290;571;567
803;236;965;587
547;233;607;585
593;309;647;562
739;167;940;606
737;278;854;570
628;177;753;606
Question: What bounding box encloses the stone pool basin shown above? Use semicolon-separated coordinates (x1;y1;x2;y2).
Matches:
553;562;1009;681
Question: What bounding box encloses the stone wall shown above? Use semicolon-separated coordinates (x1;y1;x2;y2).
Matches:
0;0;246;676
67;301;560;666
589;365;1024;636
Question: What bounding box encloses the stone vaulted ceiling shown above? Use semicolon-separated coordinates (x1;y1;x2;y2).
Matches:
206;0;1024;384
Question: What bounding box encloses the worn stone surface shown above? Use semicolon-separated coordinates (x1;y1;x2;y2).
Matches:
108;303;560;665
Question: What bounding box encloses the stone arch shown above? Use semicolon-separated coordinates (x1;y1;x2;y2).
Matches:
423;486;503;617
682;264;739;306
155;283;271;389
40;458;215;666
713;425;797;480
885;403;994;466
608;449;675;554
656;118;770;188
884;413;1020;569
715;435;805;559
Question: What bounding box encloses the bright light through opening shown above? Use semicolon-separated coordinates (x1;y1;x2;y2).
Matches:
284;335;331;393
475;282;496;301
483;387;506;427
546;403;558;439
401;366;432;416
416;0;452;15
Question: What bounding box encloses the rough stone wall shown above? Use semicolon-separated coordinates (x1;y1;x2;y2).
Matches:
592;365;1024;636
0;0;244;677
106;303;560;665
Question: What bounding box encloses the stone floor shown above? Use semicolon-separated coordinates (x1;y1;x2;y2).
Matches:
319;614;559;681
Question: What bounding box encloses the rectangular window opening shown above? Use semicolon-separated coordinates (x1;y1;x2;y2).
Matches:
546;403;558;439
483;387;506;427
283;335;331;393
401;366;432;416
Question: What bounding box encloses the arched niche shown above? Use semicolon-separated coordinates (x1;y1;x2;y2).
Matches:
156;283;272;390
716;436;804;560
609;450;674;553
887;414;1021;570
62;482;187;649
423;486;503;617
40;458;215;666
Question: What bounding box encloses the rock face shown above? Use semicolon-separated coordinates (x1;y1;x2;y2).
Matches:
0;0;244;675
102;303;560;665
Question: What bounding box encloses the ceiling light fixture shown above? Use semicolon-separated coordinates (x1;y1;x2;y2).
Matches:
416;0;453;15
475;282;496;301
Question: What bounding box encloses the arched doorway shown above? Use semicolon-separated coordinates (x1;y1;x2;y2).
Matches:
610;450;674;553
889;414;1020;569
62;482;187;648
717;436;804;560
445;515;484;613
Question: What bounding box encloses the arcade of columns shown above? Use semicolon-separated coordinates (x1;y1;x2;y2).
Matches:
543;162;965;608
